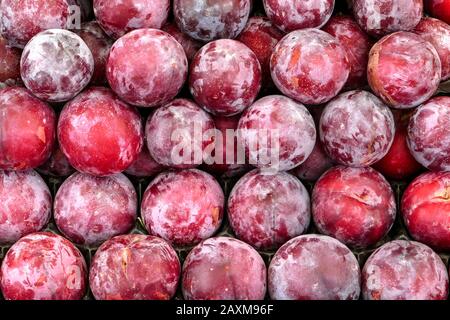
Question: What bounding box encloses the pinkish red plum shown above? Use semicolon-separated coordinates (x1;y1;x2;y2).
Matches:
407;97;450;171
0;0;72;48
146;99;215;169
268;234;361;300
237;16;284;90
93;0;170;39
228;170;311;250
425;0;450;25
353;0;423;37
189;39;261;116
125;144;166;178
402;171;450;251
54;172;137;246
0;87;56;170
292;140;334;182
238;95;316;172
362;240;449;300
270;29;350;105
320;90;395;167
0;36;21;88
162;22;203;62
21;29;94;102
312;166;396;248
182;237;266;300
368;31;441;109
107;29;188;108
1;232;87;300
0;170;51;245
58;87;143;176
414;17;450;81
90;235;181;300
37;143;75;177
173;0;251;42
141;169;224;246
263;0;334;32
74;21;113;85
322;15;373;89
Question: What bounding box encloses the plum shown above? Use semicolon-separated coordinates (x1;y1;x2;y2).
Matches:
292;140;334;182
54;172;137;247
173;0;251;42
425;0;450;25
312;166;396;248
407;96;450;171
90;235;181;300
0;87;56;170
0;170;51;245
263;0;334;32
228;169;311;250
182;237;266;300
402;171;450;251
162;22;203;62
268;234;361;300
353;0;423;37
58;87;143;176
362;240;449;300
0;36;21;88
93;0;170;39
141;169;224;246
320;90;395;167
125;144;166;178
1;232;87;300
21;29;94;102
189;39;262;116
238;95;316;172
270;28;350;105
37;143;75;177
368;31;441;109
106;29;188;108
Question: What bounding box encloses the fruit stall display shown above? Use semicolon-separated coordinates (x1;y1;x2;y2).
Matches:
0;0;450;300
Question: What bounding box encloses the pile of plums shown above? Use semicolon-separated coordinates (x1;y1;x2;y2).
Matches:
0;0;450;300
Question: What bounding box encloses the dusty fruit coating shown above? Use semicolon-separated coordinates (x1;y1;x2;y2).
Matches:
362;240;449;300
228;170;311;250
312;166;396;248
322;15;373;89
292;140;334;181
0;170;51;245
107;28;188;108
0;36;21;88
93;0;170;39
320;90;395;167
173;0;251;42
374;110;423;180
352;0;423;37
146;99;215;169
189;39;262;116
368;31;441;109
0;232;87;300
37;143;75;177
58;87;143;176
425;0;450;25
54;172;137;247
402;171;450;251
414;17;450;81
90;235;181;300
21;29;94;103
263;0;334;32
74;21;113;85
141;169;224;246
162;22;203;61
407;97;450;172
182;237;266;300
270;29;350;105
236;16;285;90
268;234;361;300
0;87;56;170
0;0;71;48
238;95;316;172
125;144;166;178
